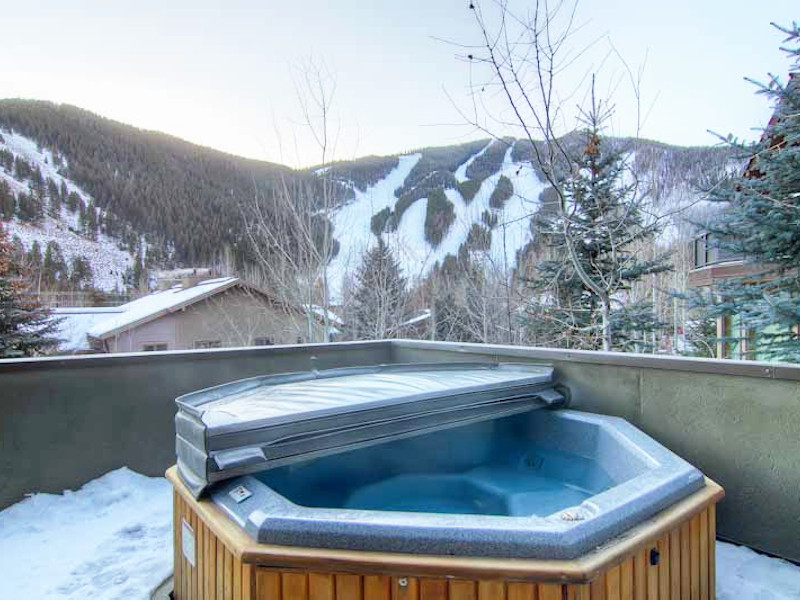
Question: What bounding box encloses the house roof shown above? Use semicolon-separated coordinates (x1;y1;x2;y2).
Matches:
53;307;126;351
88;277;239;340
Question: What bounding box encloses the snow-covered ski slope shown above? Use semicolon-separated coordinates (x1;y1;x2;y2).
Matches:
328;144;546;301
0;129;134;291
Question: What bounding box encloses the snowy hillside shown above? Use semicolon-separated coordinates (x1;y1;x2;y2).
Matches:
0;128;135;291
328;143;548;300
325;137;729;302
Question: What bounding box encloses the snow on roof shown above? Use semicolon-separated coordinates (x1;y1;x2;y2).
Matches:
87;277;239;339
305;304;345;326
52;307;126;351
403;309;432;327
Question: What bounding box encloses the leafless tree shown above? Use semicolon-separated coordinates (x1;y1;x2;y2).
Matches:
454;0;673;351
241;60;340;342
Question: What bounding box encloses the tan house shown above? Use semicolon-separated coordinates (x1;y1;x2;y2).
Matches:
54;277;326;354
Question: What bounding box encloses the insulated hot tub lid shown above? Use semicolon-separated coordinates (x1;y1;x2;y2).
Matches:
175;362;567;497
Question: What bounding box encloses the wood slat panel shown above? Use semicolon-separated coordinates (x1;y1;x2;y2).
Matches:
690;515;700;600
566;583;589;600
216;538;225;600
180;502;187;600
392;576;419;600
365;575;392;600
242;564;253;600
478;580;505;600
538;584;563;600
206;520;215;600
336;574;362;600
420;579;448;600
620;557;634;600
224;548;233;600
590;574;606;600
606;565;621;600
669;530;680;600
256;570;280;600
634;548;647;600
200;510;207;600
708;505;716;600
506;582;535;600
658;536;669;600
309;573;334;600
283;573;308;600
646;546;658;600
449;580;477;600
680;521;691;600
700;510;709;600
233;553;242;600
191;508;199;600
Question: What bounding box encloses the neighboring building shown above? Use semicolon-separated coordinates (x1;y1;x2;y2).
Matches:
687;238;757;359
53;277;326;354
687;74;799;360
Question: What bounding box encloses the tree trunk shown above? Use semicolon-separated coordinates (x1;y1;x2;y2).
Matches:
601;298;612;351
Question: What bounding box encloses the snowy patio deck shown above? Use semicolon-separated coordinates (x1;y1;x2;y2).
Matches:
0;469;798;600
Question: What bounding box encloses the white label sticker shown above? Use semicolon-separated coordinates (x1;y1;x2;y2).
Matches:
229;485;253;503
181;518;196;567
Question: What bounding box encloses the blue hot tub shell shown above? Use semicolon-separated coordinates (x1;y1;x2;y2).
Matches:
209;408;704;560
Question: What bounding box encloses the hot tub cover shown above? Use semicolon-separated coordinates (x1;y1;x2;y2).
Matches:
175;362;566;497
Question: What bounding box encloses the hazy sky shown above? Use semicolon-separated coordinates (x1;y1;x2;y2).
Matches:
1;0;797;167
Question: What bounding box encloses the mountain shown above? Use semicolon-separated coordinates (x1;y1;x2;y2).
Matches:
0;99;734;298
320;137;734;299
0;100;296;267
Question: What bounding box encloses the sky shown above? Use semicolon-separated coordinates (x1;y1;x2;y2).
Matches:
1;0;797;168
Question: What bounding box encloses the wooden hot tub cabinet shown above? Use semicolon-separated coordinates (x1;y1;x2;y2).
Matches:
167;467;724;600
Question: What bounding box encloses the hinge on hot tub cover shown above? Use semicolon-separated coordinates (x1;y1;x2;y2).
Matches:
536;386;569;408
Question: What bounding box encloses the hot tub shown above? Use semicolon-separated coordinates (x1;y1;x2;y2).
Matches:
169;362;722;600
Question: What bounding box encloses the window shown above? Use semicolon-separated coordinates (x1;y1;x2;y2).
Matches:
691;233;744;269
253;337;273;346
142;343;168;352
194;340;222;349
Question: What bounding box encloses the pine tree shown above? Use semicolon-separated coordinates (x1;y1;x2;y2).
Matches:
47;178;61;217
0;224;60;357
692;24;800;361
522;89;670;351
69;256;93;289
0;180;14;219
16;191;43;222
42;240;67;287
85;199;98;239
349;239;407;339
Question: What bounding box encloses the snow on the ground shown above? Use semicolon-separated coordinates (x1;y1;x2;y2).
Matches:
717;541;800;600
0;468;172;600
0;128;135;291
5;216;134;292
1;468;799;600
